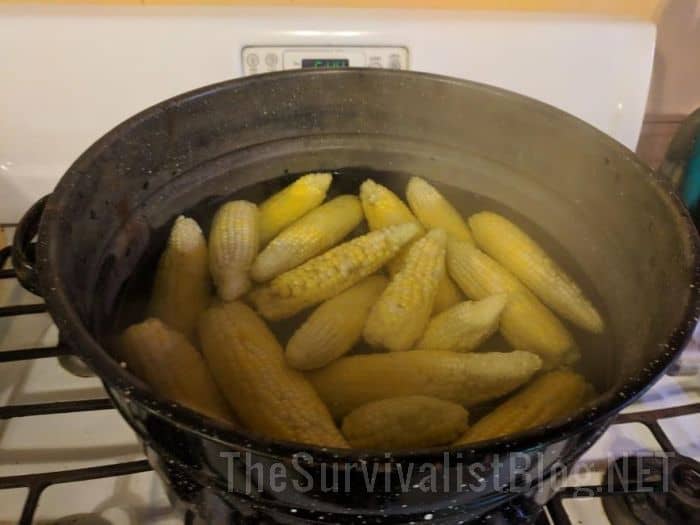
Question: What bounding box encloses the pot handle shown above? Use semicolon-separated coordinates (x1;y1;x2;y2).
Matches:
12;195;50;296
659;108;700;216
659;108;700;183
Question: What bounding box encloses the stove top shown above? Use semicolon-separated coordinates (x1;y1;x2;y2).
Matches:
1;227;699;525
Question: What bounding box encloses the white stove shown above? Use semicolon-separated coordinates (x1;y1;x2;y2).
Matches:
1;5;655;224
3;5;697;525
0;228;180;524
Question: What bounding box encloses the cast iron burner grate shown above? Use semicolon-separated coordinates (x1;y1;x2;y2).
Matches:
1;242;699;525
546;403;700;525
0;245;168;525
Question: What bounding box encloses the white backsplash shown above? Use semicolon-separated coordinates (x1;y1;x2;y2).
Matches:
0;5;655;223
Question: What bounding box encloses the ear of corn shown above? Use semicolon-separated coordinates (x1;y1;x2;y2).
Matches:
447;238;524;297
501;291;580;367
341;395;469;449
198;301;348;448
468;212;604;333
120;318;235;426
432;275;464;315
361;179;463;315
286;275;388;371
148;216;210;341
258;172;332;245
208;201;259;301
251;195;364;283
389;253;462;316
360;179;462;315
307;350;542;418
250;222;421;320
414;294;507;352
446;238;577;368
364;229;447;352
360;178;422;231
454;369;591;445
359;178;424;277
405;177;473;242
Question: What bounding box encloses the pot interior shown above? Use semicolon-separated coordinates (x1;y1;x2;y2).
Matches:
109;149;615;393
42;70;698;446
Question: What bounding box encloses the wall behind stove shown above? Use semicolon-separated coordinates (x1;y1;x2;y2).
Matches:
636;0;699;168
647;0;700;116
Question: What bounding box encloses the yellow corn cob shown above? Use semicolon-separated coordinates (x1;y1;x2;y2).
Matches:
390;257;463;316
250;222;421;320
405;177;473;242
120;318;235;426
360;178;421;231
468;212;604;333
258;172;332;245
454;369;591;445
414;294;507;352
360;178;463;314
286;275;388;371
208;200;259;301
503;291;580;367
359;178;424;277
198;301;348;448
364;229;447;352
341;395;469;449
446;238;577;369
307;350;542;418
251;195;363;282
148;216;210;341
432;276;463;314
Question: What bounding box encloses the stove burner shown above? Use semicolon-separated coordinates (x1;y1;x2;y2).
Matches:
602;455;700;525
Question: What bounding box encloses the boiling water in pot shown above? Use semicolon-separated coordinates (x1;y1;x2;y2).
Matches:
111;168;613;449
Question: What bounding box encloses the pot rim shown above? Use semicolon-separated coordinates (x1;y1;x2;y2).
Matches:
37;68;700;463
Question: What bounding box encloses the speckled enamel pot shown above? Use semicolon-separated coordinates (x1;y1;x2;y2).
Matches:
13;69;700;524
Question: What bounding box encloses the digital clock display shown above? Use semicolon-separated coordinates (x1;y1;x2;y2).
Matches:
301;58;350;69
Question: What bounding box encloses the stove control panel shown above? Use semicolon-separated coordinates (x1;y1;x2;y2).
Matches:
242;46;408;75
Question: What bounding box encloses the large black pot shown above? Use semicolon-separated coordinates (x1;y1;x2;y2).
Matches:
12;69;700;524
